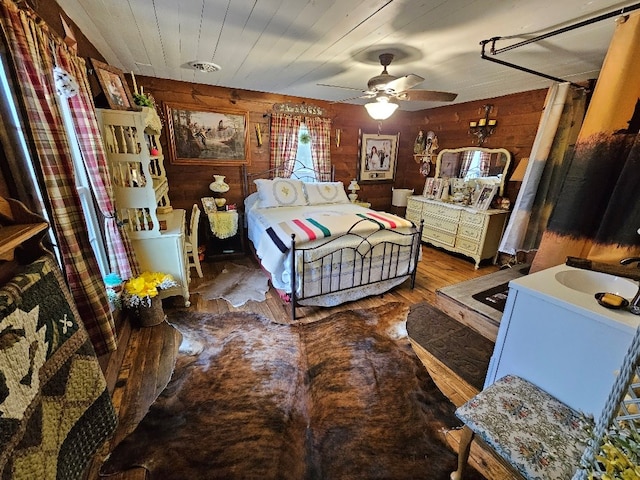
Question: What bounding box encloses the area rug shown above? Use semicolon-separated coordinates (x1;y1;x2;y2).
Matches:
407;302;494;391
193;262;269;307
471;282;510;312
437;265;530;325
101;303;485;480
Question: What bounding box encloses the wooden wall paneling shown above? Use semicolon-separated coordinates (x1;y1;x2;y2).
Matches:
134;75;546;213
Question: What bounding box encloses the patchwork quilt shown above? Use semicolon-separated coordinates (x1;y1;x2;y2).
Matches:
0;256;117;479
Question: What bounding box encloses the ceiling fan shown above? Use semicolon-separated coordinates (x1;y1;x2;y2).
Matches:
320;53;458;105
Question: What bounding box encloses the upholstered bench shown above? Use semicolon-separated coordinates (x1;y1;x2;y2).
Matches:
451;323;640;480
451;374;592;480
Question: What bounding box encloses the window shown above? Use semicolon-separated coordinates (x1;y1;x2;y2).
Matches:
0;54;109;276
292;123;317;181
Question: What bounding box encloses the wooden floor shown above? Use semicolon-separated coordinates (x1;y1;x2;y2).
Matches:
86;245;515;479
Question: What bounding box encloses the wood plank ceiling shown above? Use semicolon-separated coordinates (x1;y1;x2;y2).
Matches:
57;0;638;110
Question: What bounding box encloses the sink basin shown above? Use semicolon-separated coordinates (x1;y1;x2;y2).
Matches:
555;269;637;298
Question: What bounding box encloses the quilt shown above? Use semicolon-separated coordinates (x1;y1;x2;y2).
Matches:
0;256;117;479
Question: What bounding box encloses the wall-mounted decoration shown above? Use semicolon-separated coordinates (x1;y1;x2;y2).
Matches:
90;58;136;111
335;128;341;147
469;104;497;145
358;132;399;183
255;124;263;147
164;103;250;166
273;103;325;116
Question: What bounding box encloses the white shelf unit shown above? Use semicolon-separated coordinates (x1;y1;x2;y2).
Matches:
96;108;190;305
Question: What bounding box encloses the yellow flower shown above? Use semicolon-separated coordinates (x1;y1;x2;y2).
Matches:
122;271;177;308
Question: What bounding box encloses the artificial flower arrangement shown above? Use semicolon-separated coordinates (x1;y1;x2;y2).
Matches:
121;271;177;309
587;424;640;480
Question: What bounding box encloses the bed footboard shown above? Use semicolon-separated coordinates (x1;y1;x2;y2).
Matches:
290;220;423;319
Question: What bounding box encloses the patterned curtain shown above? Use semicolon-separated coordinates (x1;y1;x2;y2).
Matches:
56;47;139;280
499;83;586;257
306;116;332;181
532;11;640;272
458;150;474;178
0;0;117;354
269;113;301;177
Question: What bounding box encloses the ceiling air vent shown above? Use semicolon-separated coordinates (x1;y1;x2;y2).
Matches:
190;61;221;73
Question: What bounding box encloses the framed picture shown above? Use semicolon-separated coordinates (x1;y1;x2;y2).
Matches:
164;103;250;166
474;185;498;210
358;132;399;183
90;59;136;110
422;178;434;197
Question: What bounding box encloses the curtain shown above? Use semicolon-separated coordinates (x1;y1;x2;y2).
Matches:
56;45;139;280
269;113;301;177
499;83;586;257
532;11;640;272
0;0;117;354
306;116;332;181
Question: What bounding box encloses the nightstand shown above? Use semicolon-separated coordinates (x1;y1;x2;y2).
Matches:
201;205;246;259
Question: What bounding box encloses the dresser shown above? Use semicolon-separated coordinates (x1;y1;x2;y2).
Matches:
406;196;508;268
96;108;190;305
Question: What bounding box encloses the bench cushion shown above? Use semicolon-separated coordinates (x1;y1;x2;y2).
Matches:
456;375;593;480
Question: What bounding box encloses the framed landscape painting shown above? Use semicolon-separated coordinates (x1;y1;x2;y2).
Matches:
164;103;250;166
358;132;399;183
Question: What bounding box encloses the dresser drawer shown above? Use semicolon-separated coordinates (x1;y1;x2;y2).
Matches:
423;228;456;247
424;202;461;221
456;237;481;254
423;215;458;234
460;210;487;227
457;224;482;241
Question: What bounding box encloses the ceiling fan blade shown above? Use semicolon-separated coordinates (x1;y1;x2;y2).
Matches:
401;89;458;102
317;83;365;92
330;92;375;104
384;74;424;94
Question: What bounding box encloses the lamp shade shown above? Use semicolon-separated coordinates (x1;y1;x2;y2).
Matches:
348;179;360;192
364;96;399;120
510;158;529;182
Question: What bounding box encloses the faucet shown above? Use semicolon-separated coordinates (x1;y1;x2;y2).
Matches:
620;257;640;314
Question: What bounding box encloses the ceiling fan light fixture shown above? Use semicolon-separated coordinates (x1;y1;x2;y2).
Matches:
189;61;222;73
364;95;399;120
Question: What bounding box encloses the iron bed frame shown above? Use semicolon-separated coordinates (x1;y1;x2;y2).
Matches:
242;164;424;319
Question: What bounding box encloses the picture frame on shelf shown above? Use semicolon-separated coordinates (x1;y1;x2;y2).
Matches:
90;59;136;111
358;132;399;183
474;185;498;210
422;178;434;197
164;103;250;166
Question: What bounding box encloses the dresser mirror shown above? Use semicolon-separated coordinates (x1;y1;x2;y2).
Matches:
434;147;511;197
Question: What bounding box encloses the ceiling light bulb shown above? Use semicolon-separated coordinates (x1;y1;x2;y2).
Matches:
364;96;399;120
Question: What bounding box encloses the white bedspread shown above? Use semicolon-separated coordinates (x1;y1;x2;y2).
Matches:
245;194;418;305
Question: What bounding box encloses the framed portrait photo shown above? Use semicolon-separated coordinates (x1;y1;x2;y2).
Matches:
90;58;136;111
474;185;498;210
358;132;399;183
164;103;250;166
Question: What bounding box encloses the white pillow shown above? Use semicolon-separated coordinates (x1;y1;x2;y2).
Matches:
304;181;350;205
254;178;308;208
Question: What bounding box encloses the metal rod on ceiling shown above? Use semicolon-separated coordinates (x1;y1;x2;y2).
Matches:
479;2;640;89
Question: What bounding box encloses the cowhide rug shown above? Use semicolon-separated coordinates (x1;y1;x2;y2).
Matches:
101;303;485;480
193;262;269;307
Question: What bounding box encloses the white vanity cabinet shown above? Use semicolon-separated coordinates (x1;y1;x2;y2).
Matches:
485;264;640;421
96;108;190;305
406;196;508;268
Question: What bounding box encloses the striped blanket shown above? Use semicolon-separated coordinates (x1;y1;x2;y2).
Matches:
265;211;413;253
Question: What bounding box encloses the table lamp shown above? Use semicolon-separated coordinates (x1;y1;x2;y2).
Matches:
347;179;360;203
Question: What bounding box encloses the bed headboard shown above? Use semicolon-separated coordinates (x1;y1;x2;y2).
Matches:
242;161;335;198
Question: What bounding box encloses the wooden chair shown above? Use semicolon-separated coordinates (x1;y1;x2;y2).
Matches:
185;204;203;278
451;323;640;480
